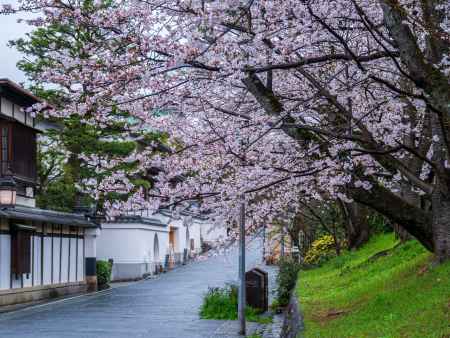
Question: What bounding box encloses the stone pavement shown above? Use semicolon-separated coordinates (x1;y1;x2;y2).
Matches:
0;239;277;338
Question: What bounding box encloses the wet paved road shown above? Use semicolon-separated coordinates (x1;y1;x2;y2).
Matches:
0;239;276;338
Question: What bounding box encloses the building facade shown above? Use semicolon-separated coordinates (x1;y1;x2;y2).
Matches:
97;214;169;281
97;209;226;281
0;79;99;307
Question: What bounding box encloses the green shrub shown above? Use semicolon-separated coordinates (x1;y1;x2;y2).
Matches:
96;260;112;287
276;257;301;306
199;284;270;323
200;284;238;320
304;235;336;266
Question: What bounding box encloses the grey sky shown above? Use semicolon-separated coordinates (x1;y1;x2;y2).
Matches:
0;1;35;84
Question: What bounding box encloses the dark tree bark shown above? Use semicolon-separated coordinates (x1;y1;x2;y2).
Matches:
350;180;434;252
431;188;450;262
395;181;420;242
339;201;370;250
331;222;341;256
430;113;450;262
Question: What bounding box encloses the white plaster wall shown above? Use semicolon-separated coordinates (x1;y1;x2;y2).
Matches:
97;228;144;263
33;236;41;286
189;220;203;252
98;223;171;280
84;228;99;258
60;238;69;283
98;223;169;264
14;105;25;123
0;97;34;125
68;237;74;282
22;270;32;288
53;237;61;283
11;274;21;288
0;234;11;289
0;97;13;116
0;232;85;290
43;237;52;285
179;219;199;253
77;239;84;281
25;109;34;127
157;232;169;261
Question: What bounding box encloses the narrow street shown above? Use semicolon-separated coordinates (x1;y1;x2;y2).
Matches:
0;239;276;338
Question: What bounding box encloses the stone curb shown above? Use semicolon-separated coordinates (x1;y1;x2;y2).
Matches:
262;313;284;338
262;282;304;338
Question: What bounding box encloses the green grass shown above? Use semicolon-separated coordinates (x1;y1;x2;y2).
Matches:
296;233;450;338
200;284;273;324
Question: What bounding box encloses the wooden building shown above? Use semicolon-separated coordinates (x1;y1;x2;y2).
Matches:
0;79;99;307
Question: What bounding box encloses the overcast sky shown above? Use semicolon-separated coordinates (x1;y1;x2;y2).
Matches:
0;1;35;84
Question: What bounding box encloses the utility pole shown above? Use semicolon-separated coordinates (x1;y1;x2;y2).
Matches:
238;201;246;336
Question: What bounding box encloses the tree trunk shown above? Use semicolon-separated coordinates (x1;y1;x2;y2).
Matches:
431;188;450;262
339;201;370;250
350;180;434;252
331;223;341;256
429;102;450;261
393;223;412;242
395;181;421;242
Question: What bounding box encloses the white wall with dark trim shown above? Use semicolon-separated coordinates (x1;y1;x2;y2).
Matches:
97;222;170;281
0;229;85;290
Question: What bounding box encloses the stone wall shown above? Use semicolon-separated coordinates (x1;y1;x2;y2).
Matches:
263;284;304;338
281;292;303;338
0;281;87;307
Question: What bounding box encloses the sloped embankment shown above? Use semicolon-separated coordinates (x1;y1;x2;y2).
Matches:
296;233;450;337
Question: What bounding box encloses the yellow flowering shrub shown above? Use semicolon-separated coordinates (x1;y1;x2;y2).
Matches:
304;235;336;265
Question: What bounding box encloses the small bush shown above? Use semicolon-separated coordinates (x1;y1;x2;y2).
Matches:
200;284;270;323
96;260;112;287
200;284;238;320
304;235;336;266
276;257;301;306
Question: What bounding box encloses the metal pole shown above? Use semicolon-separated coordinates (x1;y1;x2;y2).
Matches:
238;201;246;336
262;223;266;263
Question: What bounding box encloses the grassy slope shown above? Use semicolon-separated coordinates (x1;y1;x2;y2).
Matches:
296;233;450;338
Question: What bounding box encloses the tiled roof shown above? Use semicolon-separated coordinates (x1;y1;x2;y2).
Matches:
0;205;99;228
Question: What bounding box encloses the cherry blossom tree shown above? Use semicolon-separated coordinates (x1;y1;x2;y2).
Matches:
3;0;449;261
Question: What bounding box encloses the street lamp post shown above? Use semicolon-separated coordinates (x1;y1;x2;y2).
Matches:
238;200;246;336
